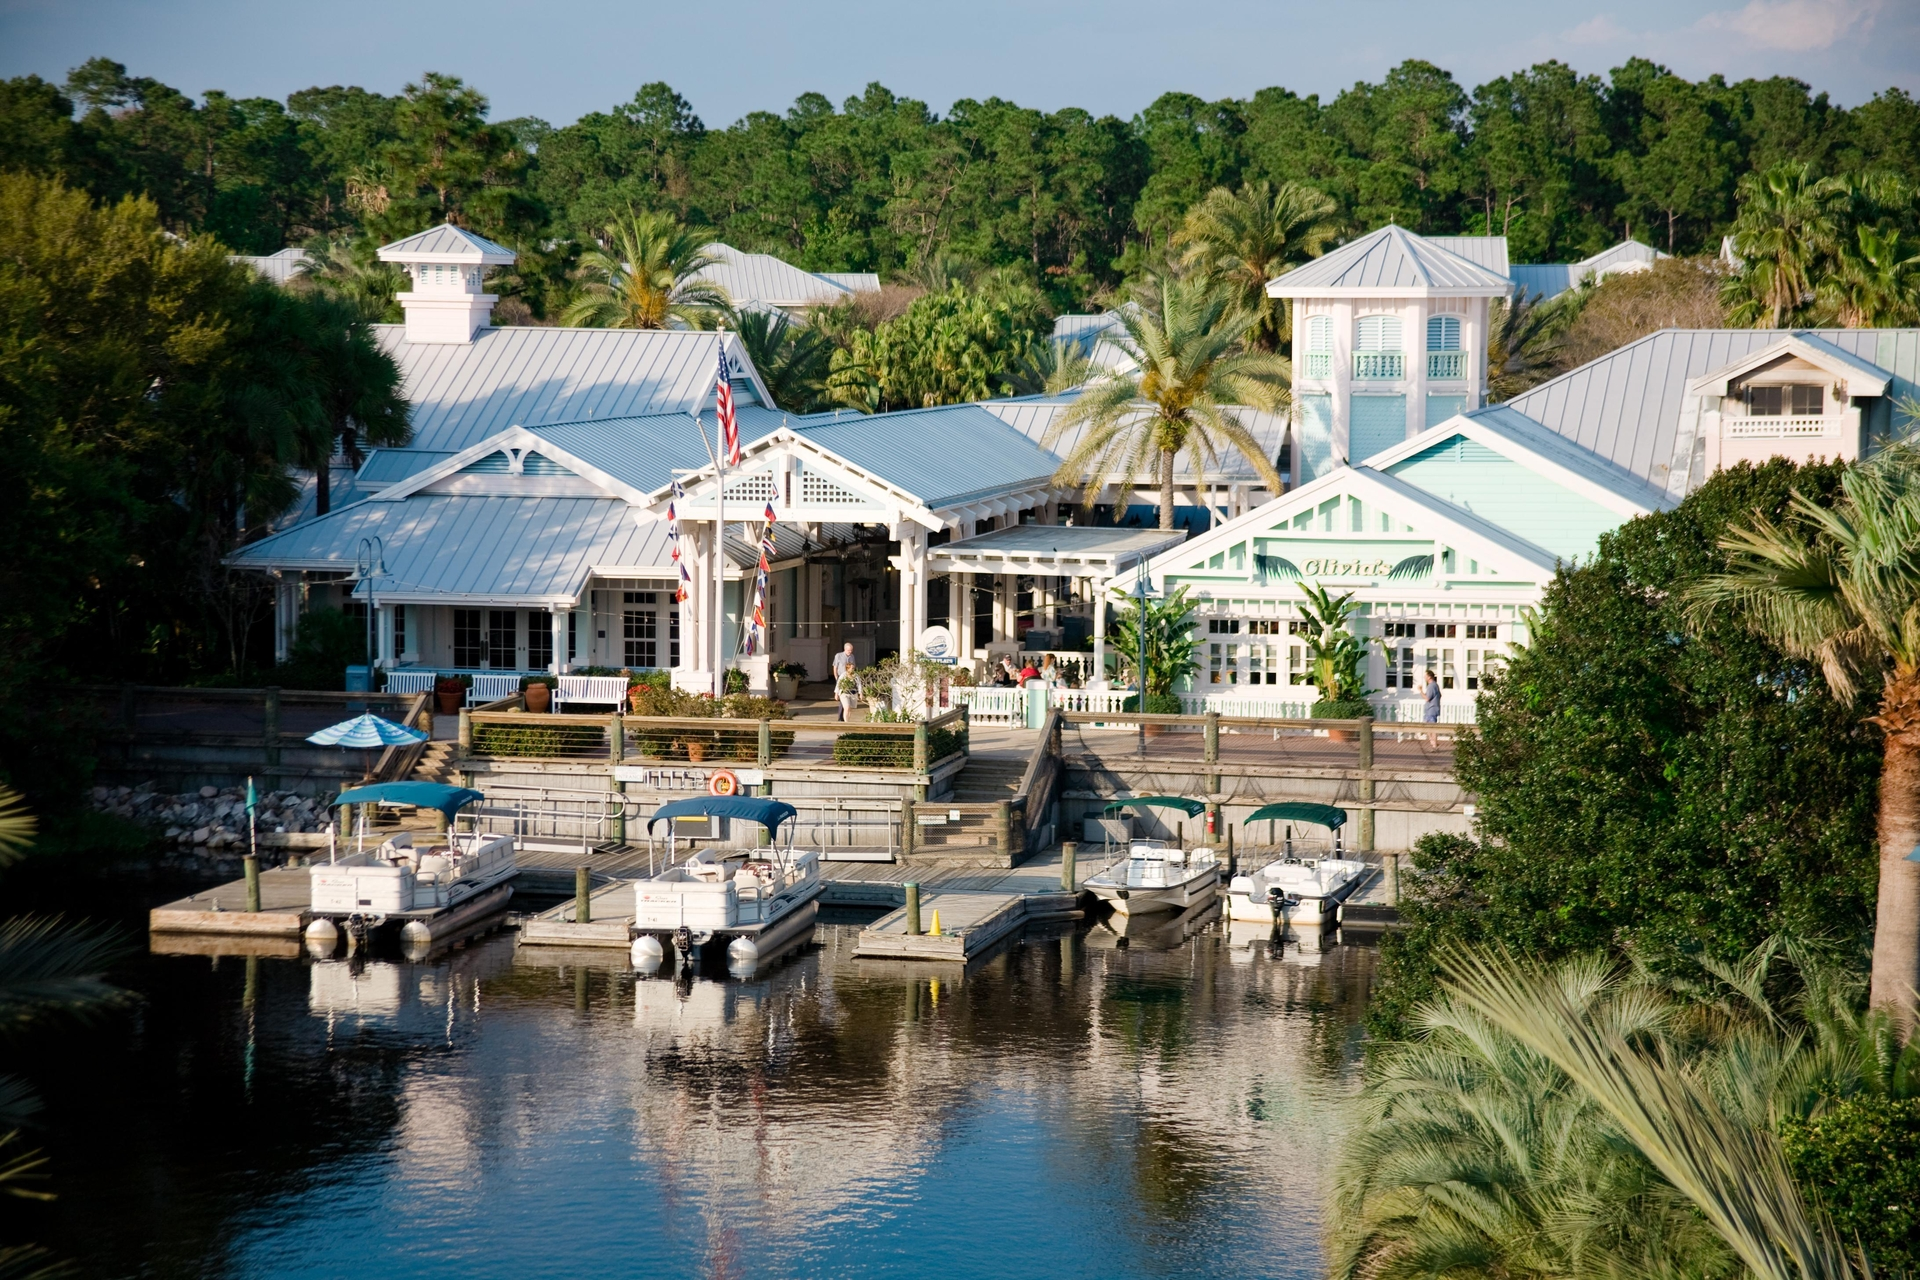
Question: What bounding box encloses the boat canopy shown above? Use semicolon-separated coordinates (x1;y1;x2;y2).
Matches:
647;796;799;838
1102;796;1206;817
1245;802;1347;830
334;781;484;820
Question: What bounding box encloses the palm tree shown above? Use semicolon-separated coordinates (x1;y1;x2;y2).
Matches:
1722;163;1847;328
561;209;732;330
1004;338;1097;396
1174;181;1339;352
1820;223;1920;328
1043;273;1289;530
1486;288;1584;401
731;309;835;414
296;236;407;323
1687;446;1920;1027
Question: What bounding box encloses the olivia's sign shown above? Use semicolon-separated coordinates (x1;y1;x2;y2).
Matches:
1300;557;1397;578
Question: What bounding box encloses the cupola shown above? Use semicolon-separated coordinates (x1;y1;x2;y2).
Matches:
376;225;518;344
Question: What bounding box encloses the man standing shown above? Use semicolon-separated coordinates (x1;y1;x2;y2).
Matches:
832;642;858;721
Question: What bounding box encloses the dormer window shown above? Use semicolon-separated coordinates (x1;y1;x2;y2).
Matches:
1747;385;1823;416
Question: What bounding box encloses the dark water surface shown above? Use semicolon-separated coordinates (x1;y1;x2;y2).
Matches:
21;887;1375;1280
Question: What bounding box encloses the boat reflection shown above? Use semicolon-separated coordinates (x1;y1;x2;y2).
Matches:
1085;897;1222;951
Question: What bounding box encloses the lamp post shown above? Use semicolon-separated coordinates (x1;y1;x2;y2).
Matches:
355;536;386;671
1130;559;1156;756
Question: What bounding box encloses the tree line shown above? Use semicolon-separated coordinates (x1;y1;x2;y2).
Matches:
4;56;1917;311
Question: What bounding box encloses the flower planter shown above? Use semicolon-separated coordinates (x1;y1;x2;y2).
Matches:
523;682;552;714
435;683;465;714
772;674;799;701
686;740;709;764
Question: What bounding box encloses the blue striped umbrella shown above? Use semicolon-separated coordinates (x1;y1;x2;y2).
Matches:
306;713;428;748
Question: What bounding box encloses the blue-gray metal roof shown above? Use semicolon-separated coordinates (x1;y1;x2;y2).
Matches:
1426;235;1510;278
523;406;787;493
377;224;517;263
981;396;1286;483
230;495;672;601
1269;226;1512;296
359;449;456;486
793;404;1062;508
373;327;766;454
232;247;311;285
1504;328;1920;490
815;272;880;294
1508;264;1573;300
692;245;855;308
1462;404;1674;511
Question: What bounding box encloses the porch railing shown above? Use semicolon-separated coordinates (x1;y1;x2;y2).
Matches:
1426;350;1466;379
952;684;1478;727
1302;351;1331;378
1353;351;1405;380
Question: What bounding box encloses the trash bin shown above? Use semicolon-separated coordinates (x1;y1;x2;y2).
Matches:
344;665;371;693
1025;682;1048;729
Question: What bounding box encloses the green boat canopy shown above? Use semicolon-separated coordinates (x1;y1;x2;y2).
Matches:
1103;796;1206;817
1245;802;1347;830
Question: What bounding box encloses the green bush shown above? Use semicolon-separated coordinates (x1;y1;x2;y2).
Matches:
1309;698;1373;719
1781;1096;1920;1275
471;720;605;758
1121;693;1184;714
276;608;365;690
830;725;963;769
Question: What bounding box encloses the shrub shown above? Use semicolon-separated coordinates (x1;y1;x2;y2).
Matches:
1122;693;1184;714
1310;698;1373;719
471;721;604;758
1780;1096;1920;1275
830;725;963;768
277;608;365;690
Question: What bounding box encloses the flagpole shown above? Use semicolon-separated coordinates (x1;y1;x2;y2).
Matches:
692;411;725;700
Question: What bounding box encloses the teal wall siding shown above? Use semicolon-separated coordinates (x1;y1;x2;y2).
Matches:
1385;435;1621;560
1296;394;1334;483
1425;394;1466;428
1350;395;1407;463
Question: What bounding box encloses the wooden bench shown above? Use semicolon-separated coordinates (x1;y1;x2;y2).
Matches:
555;675;631;711
469;673;524;706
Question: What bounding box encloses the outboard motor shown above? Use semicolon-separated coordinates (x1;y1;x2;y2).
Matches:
673;924;696;967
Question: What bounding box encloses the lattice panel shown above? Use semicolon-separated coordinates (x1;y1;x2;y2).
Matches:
800;473;863;505
723;471;778;502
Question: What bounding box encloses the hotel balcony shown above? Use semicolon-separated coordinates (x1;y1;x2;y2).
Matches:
1303;351;1331;378
1426;350;1466;379
1353;351;1404;380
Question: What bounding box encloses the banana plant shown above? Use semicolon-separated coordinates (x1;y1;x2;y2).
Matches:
1297;583;1373;704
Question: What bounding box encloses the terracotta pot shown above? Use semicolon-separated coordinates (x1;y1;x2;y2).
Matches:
1325;726;1354;743
629;687;646;714
523;682;551;713
1142;724;1165;740
686;740;709;763
435;689;463;714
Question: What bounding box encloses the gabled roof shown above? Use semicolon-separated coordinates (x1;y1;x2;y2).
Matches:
1685;331;1891;398
1267;226;1513;298
377;224;518;265
981;395;1287;485
371;327;771;454
358;449;456;487
691;244;859;309
1510;240;1666;301
792;404;1063;510
232;247;311;285
1426;235;1510;278
230;495;670;602
1505;328;1917;492
816;271;881;294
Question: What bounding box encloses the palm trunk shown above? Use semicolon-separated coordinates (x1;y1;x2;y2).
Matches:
1871;674;1920;1029
1159;448;1176;531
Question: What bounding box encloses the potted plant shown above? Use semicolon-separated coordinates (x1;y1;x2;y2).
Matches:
1108;584;1199;738
770;661;807;701
434;675;468;714
521;673;556;713
1298;583;1376;740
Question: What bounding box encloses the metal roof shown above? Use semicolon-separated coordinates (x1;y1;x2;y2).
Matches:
232;247;311;285
1426;235;1510;278
1510;240;1667;301
816;272;880;294
1457;404;1673;512
1268;226;1513;297
230;495;672;601
928;523;1185;576
522;406;787;494
691;244;856;308
1503;328;1920;491
1507;263;1574;300
358;449;456;487
982;396;1287;484
792;404;1062;509
373;326;765;454
376;224;518;264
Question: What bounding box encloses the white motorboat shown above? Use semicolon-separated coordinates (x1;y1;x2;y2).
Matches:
1224;802;1366;926
308;783;515;943
632;796;824;967
1084;841;1221;916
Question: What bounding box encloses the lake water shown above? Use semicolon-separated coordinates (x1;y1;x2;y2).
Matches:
23;903;1375;1279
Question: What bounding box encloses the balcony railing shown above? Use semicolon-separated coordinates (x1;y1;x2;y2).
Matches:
1302;351;1331;378
1353;351;1404;380
1427;350;1466;379
1726;414;1836;439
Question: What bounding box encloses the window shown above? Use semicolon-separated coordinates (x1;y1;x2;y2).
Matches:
1465;623;1497;640
1385;645;1414;689
624;606;658;669
1288;642;1307;685
1466;649;1482;690
1355;315;1403;351
527;609;552;671
392;605;407;660
1305;315;1332;350
1247;619;1281;635
669;608;681;668
454;610;483;668
1382;621;1417;638
488;611;516;669
1208;618;1242;634
1424;623;1456;639
1426;315;1461;351
1424;646;1456;690
1747;385;1822;416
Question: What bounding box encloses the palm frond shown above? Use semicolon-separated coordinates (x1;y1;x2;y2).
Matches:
0;916;133;1036
0;786;35;868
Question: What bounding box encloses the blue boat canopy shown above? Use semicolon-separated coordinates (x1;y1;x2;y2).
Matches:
1245;802;1347;830
647;796;798;837
1102;796;1206;817
334;782;485;820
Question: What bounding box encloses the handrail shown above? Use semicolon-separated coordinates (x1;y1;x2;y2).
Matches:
1058;708;1471;737
372;691;432;782
76;684;410;703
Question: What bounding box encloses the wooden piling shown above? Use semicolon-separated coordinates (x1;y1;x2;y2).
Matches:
1385;851;1400;905
995;801;1012;862
575;865;592;924
243;855;261;913
900;800;915;860
758;719;773;768
904;882;922;935
1357;715;1376;853
456;708;472;759
1061;841;1077;892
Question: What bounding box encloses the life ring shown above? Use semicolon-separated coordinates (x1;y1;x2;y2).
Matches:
707;769;740;797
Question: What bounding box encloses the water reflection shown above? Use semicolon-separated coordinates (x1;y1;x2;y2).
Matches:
33;917;1372;1280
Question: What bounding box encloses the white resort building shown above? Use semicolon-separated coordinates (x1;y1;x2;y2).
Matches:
232;224;1920;720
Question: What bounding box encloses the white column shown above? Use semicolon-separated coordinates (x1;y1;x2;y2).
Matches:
1407;298;1428;441
376;604;396;669
955;571;974;659
274;576;298;664
550;609;566;675
1092;588;1108;685
903;527;927;657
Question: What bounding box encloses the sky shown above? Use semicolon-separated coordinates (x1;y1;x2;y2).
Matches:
2;0;1916;125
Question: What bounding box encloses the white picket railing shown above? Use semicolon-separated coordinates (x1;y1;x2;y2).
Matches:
949;684;1479;727
1052;688;1134;714
950;687;1028;726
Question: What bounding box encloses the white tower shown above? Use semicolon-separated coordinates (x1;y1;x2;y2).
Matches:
376;225;518;344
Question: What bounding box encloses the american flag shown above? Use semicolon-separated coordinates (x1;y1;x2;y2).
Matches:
667;481;690;603
746;501;776;655
716;344;740;467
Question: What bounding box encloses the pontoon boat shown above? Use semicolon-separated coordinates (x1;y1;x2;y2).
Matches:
1224;803;1368;927
633;796;823;967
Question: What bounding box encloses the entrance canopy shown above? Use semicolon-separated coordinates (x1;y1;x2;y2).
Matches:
927;524;1186;580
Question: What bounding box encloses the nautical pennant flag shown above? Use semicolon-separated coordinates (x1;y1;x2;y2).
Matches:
746;500;776;656
716;343;740;467
667;480;690;603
